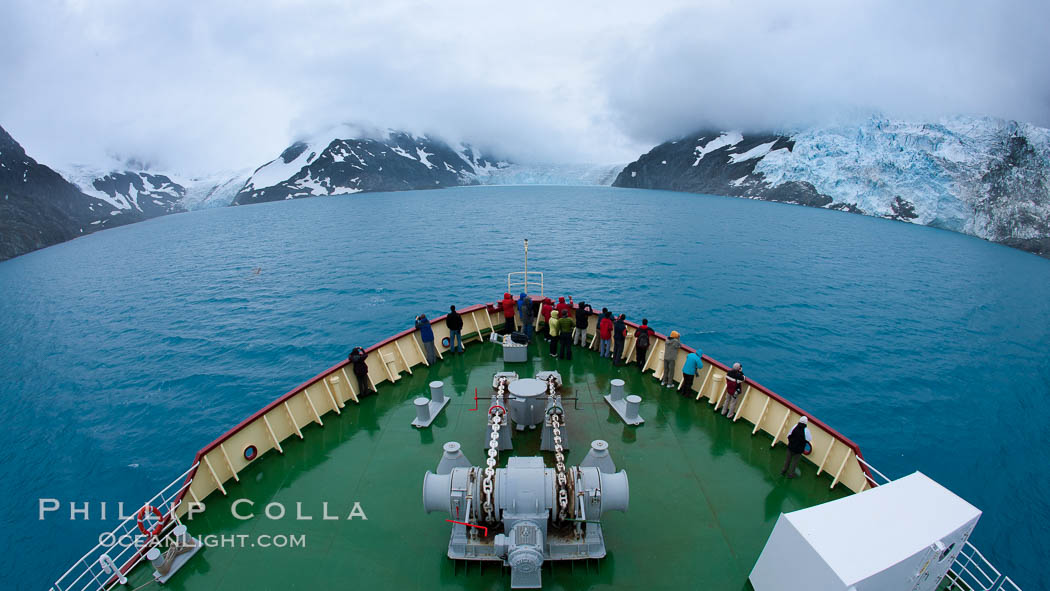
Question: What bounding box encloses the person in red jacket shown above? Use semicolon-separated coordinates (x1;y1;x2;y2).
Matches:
555;296;572;317
598;309;614;358
539;298;553;340
499;292;516;334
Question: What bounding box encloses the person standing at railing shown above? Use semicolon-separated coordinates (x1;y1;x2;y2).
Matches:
446;305;464;353
548;310;560;357
539;299;554;341
661;331;681;388
634;319;654;369
573;301;593;348
555;296;572;317
558;310;576;360
612;314;627;366
722;363;745;417
347;347;376;396
598;310;613;358
416;314;437;364
519;293;534;340
782;416;812;478
679;349;703;394
499;293;517;334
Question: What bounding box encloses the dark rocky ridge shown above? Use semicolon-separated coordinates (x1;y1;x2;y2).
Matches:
0;125;144;261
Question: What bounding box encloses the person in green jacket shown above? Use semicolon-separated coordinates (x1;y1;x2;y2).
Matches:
557;312;576;360
548;310;560;357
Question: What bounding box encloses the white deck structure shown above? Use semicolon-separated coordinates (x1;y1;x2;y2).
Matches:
750;472;981;591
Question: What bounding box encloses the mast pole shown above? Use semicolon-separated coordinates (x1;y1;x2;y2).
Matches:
524;238;529;294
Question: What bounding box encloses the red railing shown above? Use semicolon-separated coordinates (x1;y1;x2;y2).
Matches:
169;299;873;521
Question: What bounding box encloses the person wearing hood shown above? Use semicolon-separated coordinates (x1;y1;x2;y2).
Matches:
548;310;560;357
446;305;464;353
573;301;593;348
634;319;655;369
722;363;745;418
661;331;682;388
499;292;517;334
555;296;572;317
416;314;436;365
679;349;703;395
518;293;534;340
557;309;576;360
598;309;614;358
782;416;812;478
347;346;375;397
539;298;554;340
612;314;627;365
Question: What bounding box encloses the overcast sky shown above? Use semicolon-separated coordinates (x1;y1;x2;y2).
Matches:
1;0;1048;172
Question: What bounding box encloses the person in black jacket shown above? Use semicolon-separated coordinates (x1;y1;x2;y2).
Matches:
634;319;654;369
573;301;593;348
447;305;464;353
722;363;745;418
347;347;375;397
612;314;627;366
781;416;812;478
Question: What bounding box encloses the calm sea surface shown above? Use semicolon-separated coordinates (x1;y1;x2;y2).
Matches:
1;186;1048;590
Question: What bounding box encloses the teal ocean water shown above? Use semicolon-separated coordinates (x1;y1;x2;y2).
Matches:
1;186;1048;590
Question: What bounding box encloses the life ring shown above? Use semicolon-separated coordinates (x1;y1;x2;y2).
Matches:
803;442;813;456
441;337;451;348
137;505;165;537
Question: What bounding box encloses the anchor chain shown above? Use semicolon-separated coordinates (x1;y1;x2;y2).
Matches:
482;377;508;524
546;375;570;522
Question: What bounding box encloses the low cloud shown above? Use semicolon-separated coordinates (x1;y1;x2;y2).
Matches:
1;0;1046;172
604;0;1050;143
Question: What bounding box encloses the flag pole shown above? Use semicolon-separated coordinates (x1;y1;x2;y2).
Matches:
524;238;529;294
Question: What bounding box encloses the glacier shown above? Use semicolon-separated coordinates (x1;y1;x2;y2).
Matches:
615;115;1050;257
474;163;624;186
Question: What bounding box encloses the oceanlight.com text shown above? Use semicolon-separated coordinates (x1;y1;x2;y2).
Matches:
100;532;307;549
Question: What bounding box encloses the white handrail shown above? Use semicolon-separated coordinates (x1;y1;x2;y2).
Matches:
855;456;892;485
52;462;198;591
507;271;543;297
856;460;1022;591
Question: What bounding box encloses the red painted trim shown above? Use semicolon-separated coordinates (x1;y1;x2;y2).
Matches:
171;303;499;508
671;341;873;484
172;301;872;511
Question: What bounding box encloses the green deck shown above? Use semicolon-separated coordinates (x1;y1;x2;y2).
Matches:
129;340;850;590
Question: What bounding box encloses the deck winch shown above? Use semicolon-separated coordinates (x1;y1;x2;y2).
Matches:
422;440;628;589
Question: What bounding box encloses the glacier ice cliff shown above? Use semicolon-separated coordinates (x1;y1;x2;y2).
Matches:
614;116;1050;257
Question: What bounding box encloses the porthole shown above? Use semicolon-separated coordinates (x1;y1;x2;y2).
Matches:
938;542;955;562
244;445;258;461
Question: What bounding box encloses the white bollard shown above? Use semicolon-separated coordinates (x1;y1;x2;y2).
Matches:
414;397;431;424
146;547;164;569
580;440;617;474
172;524;190;546
624;395;641;423
430;381;446;404
437;441;472;474
609;379;625;402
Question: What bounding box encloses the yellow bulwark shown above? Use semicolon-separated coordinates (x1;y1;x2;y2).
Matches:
174;301;874;519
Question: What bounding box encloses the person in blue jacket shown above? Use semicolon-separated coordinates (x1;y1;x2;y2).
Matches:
518;293;534;340
416;314;436;364
679;349;703;395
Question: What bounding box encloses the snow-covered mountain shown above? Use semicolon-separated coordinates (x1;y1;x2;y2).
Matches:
62;165;251;212
614;116;1050;256
233;129;507;205
0;125;146;261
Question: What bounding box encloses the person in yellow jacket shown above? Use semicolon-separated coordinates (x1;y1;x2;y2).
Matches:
548;310;560;357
